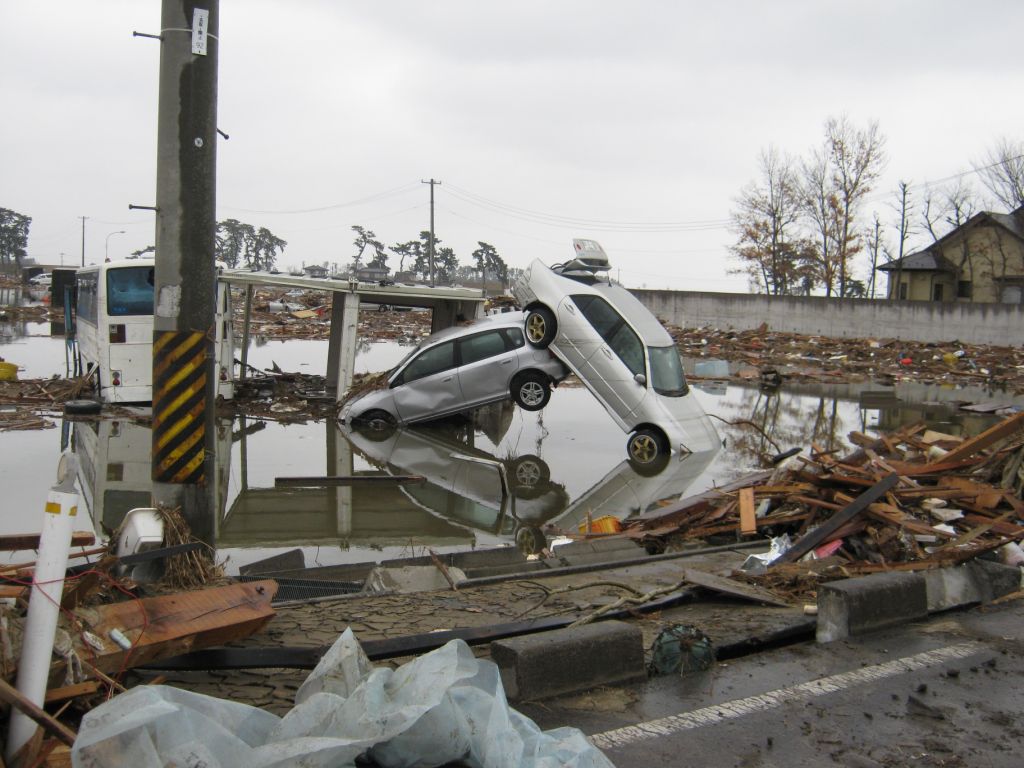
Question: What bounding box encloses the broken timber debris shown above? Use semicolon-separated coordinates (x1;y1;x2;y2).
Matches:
609;411;1024;601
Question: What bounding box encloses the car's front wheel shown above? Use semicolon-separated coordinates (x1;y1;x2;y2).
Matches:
627;428;670;473
356;409;397;438
524;306;557;348
512;372;551;411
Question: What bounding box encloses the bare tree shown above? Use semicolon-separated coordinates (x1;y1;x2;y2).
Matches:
801;146;840;295
728;146;809;294
886;181;914;300
976;137;1024;211
825;116;887;297
922;177;978;241
865;212;885;298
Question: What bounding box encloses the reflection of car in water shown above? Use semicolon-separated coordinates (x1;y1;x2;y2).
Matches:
548;445;721;536
338;311;569;430
343;420;569;554
512;239;720;466
342;418;722;555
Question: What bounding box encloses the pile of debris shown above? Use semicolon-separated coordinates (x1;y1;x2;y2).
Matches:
0;374;95;431
614;412;1024;601
231;286;430;342
667;322;1024;391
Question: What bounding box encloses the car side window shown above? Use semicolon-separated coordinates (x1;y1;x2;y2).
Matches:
571;294;619;337
501;327;525;348
570;294;645;376
395;340;455;385
459;330;508;366
607;323;645;376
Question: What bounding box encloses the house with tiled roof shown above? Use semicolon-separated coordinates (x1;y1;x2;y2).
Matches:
877;205;1024;304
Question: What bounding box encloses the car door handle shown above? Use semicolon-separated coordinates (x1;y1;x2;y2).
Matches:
601;347;613;359
500;359;512;365
442;376;453;382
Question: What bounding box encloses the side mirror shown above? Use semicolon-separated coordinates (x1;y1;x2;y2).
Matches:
633;373;647;386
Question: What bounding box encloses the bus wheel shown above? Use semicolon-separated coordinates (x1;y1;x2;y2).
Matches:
64;399;102;415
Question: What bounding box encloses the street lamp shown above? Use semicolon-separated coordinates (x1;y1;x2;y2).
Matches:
105;230;126;262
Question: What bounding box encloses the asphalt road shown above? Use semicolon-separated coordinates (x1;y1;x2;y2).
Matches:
521;599;1024;768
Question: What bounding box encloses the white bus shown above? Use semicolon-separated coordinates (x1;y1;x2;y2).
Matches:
74;258;235;403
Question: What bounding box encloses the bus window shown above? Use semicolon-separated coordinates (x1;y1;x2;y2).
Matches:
107;267;154;316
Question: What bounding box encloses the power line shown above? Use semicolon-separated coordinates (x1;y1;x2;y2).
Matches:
221;182;421;215
443;183;731;232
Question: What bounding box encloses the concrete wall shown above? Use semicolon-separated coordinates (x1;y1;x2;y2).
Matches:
634;289;1024;347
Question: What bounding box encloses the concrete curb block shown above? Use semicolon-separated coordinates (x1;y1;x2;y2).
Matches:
817;562;1024;643
491;620;645;702
817;572;927;643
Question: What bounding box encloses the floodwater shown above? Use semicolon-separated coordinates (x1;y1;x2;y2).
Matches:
0;295;1016;575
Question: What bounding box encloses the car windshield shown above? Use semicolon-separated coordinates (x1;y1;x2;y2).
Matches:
648;345;689;397
389;341;426;378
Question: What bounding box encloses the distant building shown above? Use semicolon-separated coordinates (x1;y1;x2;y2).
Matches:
352;265;390;284
877;205;1024;303
303;265;329;279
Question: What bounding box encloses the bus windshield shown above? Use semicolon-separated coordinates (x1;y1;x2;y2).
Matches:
107;266;154;316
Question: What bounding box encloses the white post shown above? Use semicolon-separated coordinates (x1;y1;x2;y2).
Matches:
6;455;80;760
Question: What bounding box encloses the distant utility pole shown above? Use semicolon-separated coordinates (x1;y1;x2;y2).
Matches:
421;178;441;286
79;216;87;266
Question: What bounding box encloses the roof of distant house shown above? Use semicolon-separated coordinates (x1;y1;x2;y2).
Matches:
877;204;1024;272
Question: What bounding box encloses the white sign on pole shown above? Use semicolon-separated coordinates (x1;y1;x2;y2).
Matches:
192;8;209;55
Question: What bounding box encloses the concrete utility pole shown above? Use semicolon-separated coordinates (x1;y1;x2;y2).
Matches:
151;0;219;543
79;216;87;266
422;178;441;286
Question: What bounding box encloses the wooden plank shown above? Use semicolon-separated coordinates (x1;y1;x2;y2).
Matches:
44;681;102;704
927;412;1024;465
0;677;77;746
738;487;757;534
71;579;278;674
935;511;1016;551
880;458;986;476
0;531;95;551
680;567;791;607
771;474;899;566
864;504;957;539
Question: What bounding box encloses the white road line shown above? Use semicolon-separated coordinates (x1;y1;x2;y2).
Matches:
590;641;984;751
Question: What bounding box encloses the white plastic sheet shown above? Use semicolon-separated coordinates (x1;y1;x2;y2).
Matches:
72;628;615;768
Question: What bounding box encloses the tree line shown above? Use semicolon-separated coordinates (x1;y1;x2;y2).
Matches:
729;118;1024;298
213;221;510;288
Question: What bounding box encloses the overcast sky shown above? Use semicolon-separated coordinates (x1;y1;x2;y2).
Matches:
3;1;1022;291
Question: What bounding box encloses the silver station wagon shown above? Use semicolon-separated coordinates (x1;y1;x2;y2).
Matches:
512;239;720;467
339;311;569;430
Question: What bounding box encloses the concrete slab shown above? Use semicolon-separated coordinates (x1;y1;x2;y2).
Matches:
924;564;984;611
817;572;927;643
969;559;1023;601
491;620;645;702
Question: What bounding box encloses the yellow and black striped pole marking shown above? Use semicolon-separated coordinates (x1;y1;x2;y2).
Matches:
152;330;208;484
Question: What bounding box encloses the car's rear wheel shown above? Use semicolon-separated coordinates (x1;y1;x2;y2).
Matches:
509;454;550;489
512;372;550;411
524;306;556;348
627;428;669;473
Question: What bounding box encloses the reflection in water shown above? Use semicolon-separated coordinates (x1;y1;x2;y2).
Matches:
65;384;1000;571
